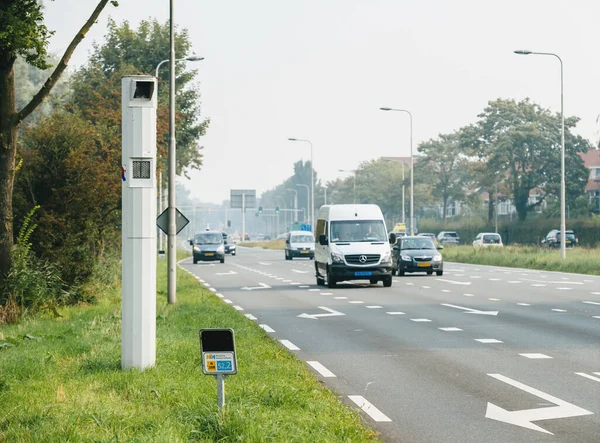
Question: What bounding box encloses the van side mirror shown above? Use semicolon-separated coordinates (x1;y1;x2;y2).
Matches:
437;244;444;250
389;233;397;244
319;234;328;246
189;240;193;246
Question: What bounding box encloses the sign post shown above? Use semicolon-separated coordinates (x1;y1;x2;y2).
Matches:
230;190;256;241
200;329;237;409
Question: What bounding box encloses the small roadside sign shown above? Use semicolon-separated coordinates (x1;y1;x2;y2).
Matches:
200;329;237;375
156;207;189;235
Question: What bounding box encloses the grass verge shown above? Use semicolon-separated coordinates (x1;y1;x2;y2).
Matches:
0;251;380;442
241;240;286;250
442;245;600;275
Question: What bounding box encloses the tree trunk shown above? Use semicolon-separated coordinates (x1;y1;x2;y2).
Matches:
488;189;494;222
442;196;448;225
0;58;16;289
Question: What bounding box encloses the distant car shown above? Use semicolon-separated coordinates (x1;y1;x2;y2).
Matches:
473;232;503;247
285;231;315;260
392;236;444;276
541;229;578;248
222;233;237;255
437;231;460;245
277;232;288;240
190;231;225;264
244;234;251;241
417;233;438;243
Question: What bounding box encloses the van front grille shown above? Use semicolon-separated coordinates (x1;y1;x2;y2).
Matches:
345;254;380;265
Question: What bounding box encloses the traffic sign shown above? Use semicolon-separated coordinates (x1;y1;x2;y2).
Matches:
301;224;312;232
200;328;237;375
156;207;189;235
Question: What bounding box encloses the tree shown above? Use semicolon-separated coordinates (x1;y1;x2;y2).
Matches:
0;0;117;290
418;132;469;223
460;99;590;221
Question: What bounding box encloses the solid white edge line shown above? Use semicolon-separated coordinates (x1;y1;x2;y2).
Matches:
307;361;336;377
259;324;275;333
348;396;392;422
279;340;300;351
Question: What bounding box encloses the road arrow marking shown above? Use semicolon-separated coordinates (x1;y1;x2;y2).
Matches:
292;269;309;274
436;278;471;286
297;306;345;320
240;283;271;291
486;373;593;434
441;303;498;316
215;270;237;276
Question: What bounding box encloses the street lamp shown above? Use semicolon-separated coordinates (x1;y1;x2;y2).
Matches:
288;138;314;230
514;49;565;259
380;107;414;235
296;184;310;224
285;188;298;223
338;169;357;204
154;55;204;256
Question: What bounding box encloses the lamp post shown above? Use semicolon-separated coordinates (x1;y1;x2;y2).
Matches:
514;49;565;259
338;169;356;204
155;55;204;256
286;189;298;223
288;138;314;230
296;184;310;223
380;107;414;234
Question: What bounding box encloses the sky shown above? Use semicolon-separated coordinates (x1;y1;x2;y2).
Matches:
44;0;600;204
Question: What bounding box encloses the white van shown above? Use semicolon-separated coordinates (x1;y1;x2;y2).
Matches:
285;231;315;260
314;204;395;288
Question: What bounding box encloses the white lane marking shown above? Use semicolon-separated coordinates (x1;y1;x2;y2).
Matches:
489;278;501;281
551;309;567;312
463;293;475;297
241;283;271;291
276;277;285;280
439;327;463;332
215;270;237;276
321;292;333;295
348;396;392;422
594;316;600;319
519;353;552;359
441;289;451;293
280;340;300;351
508;281;521;284
406;282;414;286
486;373;594;434
475;339;503;343
470;276;481;279
583;279;594;282
366;306;383;309
290;282;301;285
297;306;345;320
258;262;271;265
522;278;583;285
422;285;431;289
387;312;405;315
583;301;600;306
308;289;320;292
489;298;500;301
517;303;531;306
349;301;364;304
441;303;498;316
436;278;471;286
307;361;336;378
224;299;233;304
575;373;600;383
233;305;244;311
259;324;275;333
411;318;432;322
532;284;546;287
283;280;292;283
591;292;600;295
299;285;310;288
216;293;224;298
292;269;309;274
557;287;572;291
454;274;464;277
334;296;348;300
209;288;217;293
245;314;257;321
199;279;205;283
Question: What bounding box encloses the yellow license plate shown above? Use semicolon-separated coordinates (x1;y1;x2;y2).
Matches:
301;250;309;254
417;262;431;267
205;253;214;256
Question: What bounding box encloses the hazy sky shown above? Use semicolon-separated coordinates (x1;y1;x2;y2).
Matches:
45;0;600;204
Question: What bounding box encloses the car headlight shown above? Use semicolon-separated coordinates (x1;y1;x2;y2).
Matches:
401;255;412;261
193;246;200;252
432;255;442;262
331;252;344;263
217;246;225;253
230;244;236;249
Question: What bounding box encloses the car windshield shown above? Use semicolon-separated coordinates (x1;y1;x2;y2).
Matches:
483;234;501;243
291;234;314;243
443;232;458;238
194;233;223;245
400;238;436;250
330;220;386;242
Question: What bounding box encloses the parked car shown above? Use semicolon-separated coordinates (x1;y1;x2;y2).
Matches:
541;229;578;248
437;231;460;245
285;231;315;260
190;231;225;264
392;236;444;276
417;233;438;243
473;232;503;247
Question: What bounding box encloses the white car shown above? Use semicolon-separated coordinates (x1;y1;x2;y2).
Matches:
473;232;503;247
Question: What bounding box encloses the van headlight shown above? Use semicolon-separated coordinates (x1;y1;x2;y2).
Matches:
381;251;391;264
331;252;344;263
401;255;412;262
217;245;225;253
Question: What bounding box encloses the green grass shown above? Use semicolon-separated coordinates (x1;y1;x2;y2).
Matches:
242;240;286;250
0;251;380;442
441;245;600;275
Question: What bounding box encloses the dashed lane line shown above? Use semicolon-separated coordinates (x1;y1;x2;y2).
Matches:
307;361;336;378
475;339;503;344
280;340;300;351
439;327;463;332
519;353;552;359
348;396;392;422
259;324;275;333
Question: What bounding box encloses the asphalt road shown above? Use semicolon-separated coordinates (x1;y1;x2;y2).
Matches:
179;244;600;443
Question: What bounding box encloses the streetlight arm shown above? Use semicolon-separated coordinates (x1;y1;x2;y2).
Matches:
155;56;204;78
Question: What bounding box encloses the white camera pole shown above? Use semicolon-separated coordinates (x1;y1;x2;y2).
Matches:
121;76;158;370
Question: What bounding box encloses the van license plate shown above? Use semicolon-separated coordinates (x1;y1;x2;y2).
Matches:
355;271;372;277
301;250;309;254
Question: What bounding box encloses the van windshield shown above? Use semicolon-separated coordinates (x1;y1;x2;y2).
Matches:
194;233;223;245
291;234;314;243
330;220;386;243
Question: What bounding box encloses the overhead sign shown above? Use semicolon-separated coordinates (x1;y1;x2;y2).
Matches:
300;224;312;232
230;189;256;209
156;208;189;235
200;329;237;375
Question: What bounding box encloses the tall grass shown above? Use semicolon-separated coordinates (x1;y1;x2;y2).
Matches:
442;245;600;275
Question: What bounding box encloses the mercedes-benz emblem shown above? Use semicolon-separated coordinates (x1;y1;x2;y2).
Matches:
359;255;368;263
